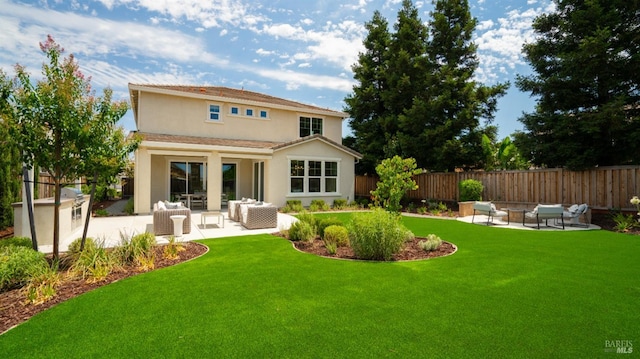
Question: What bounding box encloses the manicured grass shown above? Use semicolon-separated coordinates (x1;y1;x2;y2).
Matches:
1;214;638;358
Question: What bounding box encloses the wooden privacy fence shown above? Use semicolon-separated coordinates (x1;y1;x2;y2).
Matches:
355;166;640;210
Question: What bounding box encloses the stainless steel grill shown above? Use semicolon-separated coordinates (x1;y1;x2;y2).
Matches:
61;187;85;220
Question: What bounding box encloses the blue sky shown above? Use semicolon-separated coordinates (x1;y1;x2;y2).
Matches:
0;0;554;139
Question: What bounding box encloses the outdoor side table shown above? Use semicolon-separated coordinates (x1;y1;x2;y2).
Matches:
201;211;224;228
501;208;526;224
170;215;187;237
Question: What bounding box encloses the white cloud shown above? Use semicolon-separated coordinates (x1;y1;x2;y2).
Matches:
473;2;553;83
95;0;265;28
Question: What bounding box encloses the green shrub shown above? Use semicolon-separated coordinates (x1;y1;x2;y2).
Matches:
94;209;109;217
333;199;348;209
295;211;318;231
612;212;637;232
68;238;116;282
281;200;304;213
0;246;49;292
163;235;185;260
115;232;156;270
318;217;343;239
288;220;316;242
347;208;414;261
323;225;349;247
23;264;61;305
124;197;135;215
418;234;443;252
309;199;329;212
459;179;483;202
0;236;33;249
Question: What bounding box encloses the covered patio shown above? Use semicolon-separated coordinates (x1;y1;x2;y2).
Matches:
37;207;297;254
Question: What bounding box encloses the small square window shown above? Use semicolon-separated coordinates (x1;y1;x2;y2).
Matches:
230;107;239;115
246;109;253;116
260;110;268;118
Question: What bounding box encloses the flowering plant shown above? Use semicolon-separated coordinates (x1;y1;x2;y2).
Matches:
630;196;640;222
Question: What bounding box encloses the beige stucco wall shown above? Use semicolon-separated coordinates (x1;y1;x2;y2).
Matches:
136;92;344;143
268;139;356;208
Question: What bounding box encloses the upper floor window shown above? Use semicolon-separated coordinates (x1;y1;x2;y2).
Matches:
300;116;323;137
246;108;254;117
230;106;239;115
260;110;268;119
209;104;221;121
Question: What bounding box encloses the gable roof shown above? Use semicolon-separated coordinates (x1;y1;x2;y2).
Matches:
129;84;348;121
137;132;362;159
272;134;362;159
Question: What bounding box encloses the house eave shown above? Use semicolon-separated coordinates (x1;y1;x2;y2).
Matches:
128;83;348;118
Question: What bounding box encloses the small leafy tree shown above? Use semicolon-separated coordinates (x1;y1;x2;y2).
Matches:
370;156;421;213
4;36;138;259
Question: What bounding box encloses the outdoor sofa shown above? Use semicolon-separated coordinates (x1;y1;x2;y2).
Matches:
524;204;564;229
153;201;192;235
239;202;278;229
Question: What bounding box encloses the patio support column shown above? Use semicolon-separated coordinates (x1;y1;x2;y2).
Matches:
134;148;152;214
207;152;222;210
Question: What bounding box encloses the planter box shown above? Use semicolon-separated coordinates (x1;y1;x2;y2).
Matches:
458;201;475;217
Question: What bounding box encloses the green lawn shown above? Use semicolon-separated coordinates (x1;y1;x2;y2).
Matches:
1;214;638;358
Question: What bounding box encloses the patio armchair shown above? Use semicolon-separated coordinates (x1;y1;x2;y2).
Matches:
239;202;278;229
524;204;564;230
228;198;256;221
563;203;589;227
472;201;508;225
153;201;192;235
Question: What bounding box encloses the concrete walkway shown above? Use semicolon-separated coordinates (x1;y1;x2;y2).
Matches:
38;201;297;253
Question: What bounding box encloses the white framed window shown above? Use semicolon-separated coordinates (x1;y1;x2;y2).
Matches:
208;104;221;121
288;158;339;195
230;106;239;115
246;108;254;117
259;110;268;119
300;116;323;137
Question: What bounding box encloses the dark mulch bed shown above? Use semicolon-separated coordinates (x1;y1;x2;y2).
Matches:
0;242;208;335
292;236;456;261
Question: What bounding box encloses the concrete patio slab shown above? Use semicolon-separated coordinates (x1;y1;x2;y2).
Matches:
456;215;600;231
38;210;297;254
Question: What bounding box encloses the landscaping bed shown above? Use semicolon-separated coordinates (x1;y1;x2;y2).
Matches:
0;242;207;334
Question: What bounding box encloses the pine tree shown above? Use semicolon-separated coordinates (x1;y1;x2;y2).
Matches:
382;0;430;160
515;0;640;169
0;71;21;230
399;0;507;171
344;11;392;174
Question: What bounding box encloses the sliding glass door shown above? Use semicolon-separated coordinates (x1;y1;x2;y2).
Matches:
170;161;205;200
222;163;236;201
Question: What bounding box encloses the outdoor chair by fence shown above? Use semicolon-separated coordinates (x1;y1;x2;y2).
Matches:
563;203;589;227
153;201;192;235
472;201;508;225
524;204;564;230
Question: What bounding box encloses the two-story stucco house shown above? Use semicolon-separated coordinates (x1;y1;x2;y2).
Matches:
129;84;361;214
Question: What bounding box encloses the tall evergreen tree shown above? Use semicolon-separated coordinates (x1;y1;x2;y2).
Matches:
515;0;640;169
344;11;391;174
399;0;507;171
0;72;21;230
382;0;430;159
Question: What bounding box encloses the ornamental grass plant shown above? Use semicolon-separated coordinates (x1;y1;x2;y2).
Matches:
347;208;414;260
